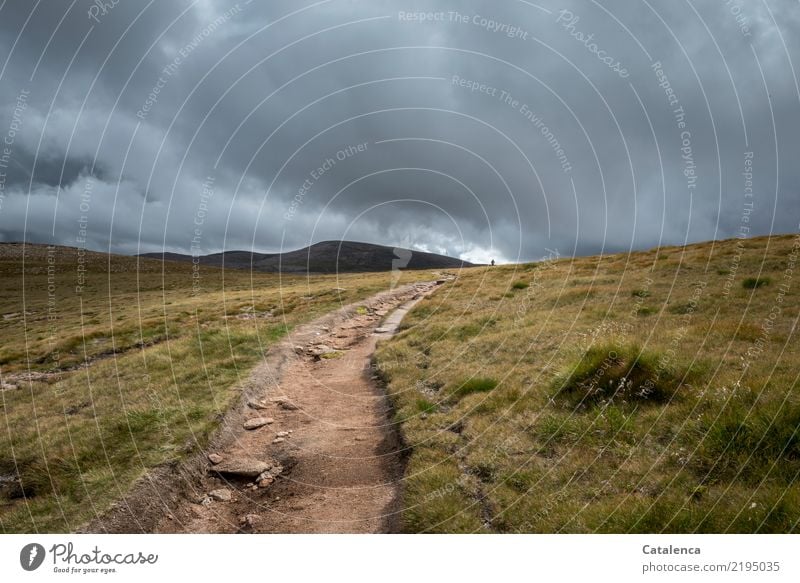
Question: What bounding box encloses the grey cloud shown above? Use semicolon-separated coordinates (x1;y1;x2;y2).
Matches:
0;0;798;263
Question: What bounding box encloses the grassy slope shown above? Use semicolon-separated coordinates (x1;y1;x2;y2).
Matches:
375;234;800;533
0;243;439;532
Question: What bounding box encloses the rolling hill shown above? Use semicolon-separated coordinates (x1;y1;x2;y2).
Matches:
139;240;475;273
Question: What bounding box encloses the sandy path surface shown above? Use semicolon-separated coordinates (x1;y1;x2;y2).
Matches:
131;280;442;533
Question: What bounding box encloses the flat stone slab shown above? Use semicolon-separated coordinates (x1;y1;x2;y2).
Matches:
210;458;273;478
243;417;274;430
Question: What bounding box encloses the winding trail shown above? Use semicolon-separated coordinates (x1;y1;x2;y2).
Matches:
111;280;442;534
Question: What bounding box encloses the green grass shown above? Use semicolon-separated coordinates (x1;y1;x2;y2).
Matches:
743;276;771;289
451;377;499;399
512;281;529;290
415;398;438;414
0;243;438;532
375;234;800;533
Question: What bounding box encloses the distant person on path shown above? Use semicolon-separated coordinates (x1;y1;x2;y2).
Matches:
490;259;495;266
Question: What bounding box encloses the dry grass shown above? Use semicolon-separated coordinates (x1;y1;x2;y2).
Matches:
375;234;800;533
0;243;438;532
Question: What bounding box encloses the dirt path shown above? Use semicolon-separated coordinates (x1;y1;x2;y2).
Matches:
98;280;441;534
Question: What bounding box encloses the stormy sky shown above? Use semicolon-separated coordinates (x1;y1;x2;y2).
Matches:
0;0;798;263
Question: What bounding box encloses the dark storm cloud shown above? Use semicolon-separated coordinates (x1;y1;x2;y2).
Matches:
0;0;798;262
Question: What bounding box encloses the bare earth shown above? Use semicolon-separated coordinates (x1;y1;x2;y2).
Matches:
85;280;441;533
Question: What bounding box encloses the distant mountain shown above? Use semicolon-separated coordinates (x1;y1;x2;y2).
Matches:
139;241;476;273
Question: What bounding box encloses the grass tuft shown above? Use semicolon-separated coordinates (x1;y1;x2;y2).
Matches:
743;277;771;289
451;377;499;399
415;398;438;414
552;345;688;408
